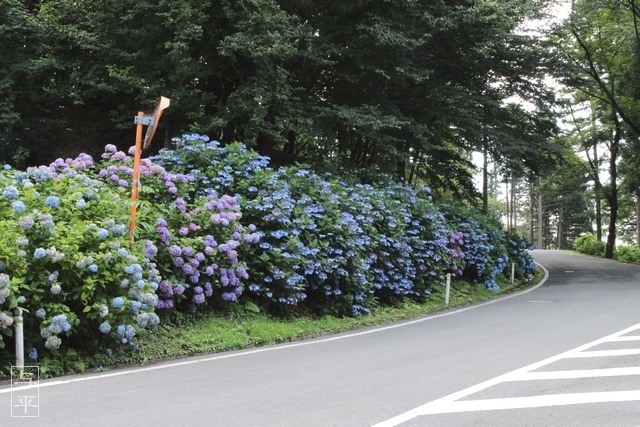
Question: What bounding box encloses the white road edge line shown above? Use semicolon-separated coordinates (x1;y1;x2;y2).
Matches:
371;321;640;427
1;262;551;394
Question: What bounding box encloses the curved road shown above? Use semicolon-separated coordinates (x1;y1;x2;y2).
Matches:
2;250;640;426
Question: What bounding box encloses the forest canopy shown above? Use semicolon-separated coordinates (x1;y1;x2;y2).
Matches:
1;0;561;200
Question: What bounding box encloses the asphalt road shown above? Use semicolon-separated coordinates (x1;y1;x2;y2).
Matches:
2;249;640;426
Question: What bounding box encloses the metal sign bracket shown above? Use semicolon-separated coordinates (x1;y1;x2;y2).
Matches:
133;116;155;126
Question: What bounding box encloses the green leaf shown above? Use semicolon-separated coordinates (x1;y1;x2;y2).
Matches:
244;302;260;313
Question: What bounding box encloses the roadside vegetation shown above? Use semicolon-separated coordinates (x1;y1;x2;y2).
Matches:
0;135;537;379
32;268;544;379
574;232;640;264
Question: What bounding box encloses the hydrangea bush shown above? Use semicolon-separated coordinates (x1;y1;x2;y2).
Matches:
441;205;536;290
96;143;260;314
147;134;524;316
0;132;538;372
0;161;160;360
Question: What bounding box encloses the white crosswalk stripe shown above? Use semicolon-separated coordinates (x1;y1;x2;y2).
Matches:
373;322;640;427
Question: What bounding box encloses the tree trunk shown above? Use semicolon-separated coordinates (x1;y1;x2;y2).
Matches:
537;176;543;249
395;142;409;181
605;113;621;259
285;130;296;157
530;181;535;242
593;145;602;241
408;149;422;185
511;172;516;234
557;205;563;250
636;192;640;246
505;181;510;232
336;122;348;155
482;143;488;213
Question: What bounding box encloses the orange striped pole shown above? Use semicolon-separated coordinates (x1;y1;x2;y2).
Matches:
129;111;145;243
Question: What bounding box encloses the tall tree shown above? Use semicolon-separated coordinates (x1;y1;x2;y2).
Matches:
4;0;561;200
555;0;640;256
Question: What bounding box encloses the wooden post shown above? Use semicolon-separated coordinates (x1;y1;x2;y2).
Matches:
129;111;145;243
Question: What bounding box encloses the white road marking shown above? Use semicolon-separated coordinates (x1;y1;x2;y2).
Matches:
0;263;551;394
512;367;640;381
568;349;640;358
372;322;640;427
416;391;640;414
609;336;640;342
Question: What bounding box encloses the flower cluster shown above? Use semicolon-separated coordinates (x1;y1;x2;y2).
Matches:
447;231;466;277
150;191;257;313
97;143;260;314
148;135;468;316
0;131;537;369
0;312;13;329
0;273;9;304
0;152;161;358
40;314;72;350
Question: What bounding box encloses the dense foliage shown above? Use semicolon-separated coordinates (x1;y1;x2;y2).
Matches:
573;232;606;257
0;134;536;373
1;0;559;198
552;0;640;255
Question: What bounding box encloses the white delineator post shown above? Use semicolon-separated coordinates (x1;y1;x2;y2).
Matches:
445;273;451;305
14;308;24;368
511;263;515;285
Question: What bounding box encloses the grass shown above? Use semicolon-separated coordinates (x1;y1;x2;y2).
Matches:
79;267;544;374
0;267;544;380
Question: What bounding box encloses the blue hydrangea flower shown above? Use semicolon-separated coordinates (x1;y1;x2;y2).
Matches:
50;284;61;294
97;228;109;239
124;325;136;340
45;196;60;208
28;348;38;362
33;248;47;259
35;308;46;318
3;186;19;201
11;201;26;213
52;314;68;324
88;264;99;273
99;321;111;333
129;301;141;315
112;297;124;308
76;199;87;209
48;323;63;334
116;324;126;339
19;215;34;230
136;313;149;328
45;335;61;350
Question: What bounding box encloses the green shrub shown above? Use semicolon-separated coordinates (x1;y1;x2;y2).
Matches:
573;232;605;256
614;245;640;264
0;160;160;369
